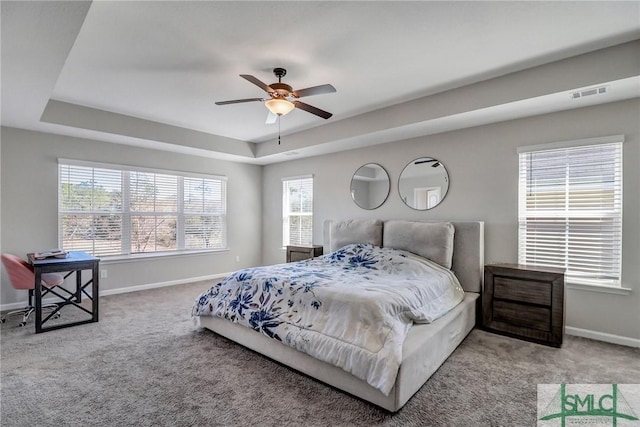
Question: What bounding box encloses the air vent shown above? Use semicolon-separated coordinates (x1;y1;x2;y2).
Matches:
571;86;608;99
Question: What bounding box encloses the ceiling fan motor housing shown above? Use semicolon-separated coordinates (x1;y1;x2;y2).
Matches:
270;83;294;98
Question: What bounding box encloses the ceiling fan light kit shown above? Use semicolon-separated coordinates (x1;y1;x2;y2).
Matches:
265;98;295;116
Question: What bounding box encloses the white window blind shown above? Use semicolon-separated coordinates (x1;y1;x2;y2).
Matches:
130;172;178;254
59;160;227;257
283;176;313;246
59;165;124;257
183;177;227;250
518;139;623;287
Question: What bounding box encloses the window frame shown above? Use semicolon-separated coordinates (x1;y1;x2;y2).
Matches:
58;159;227;259
517;135;624;289
282;175;314;248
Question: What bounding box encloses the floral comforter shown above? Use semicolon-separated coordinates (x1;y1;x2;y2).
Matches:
192;243;464;395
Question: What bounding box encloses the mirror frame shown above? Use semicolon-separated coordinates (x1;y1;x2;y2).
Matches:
398;157;449;210
350;163;391;210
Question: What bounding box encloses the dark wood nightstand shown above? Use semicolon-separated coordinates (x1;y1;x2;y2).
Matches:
483;263;565;347
286;245;323;263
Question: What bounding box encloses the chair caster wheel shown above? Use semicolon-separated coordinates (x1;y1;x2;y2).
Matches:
54;313;61;319
1;318;6;324
18;322;26;327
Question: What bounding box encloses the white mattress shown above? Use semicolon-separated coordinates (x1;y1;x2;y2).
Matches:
198;292;478;412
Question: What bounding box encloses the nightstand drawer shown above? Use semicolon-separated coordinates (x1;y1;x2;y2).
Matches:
492;300;551;331
289;251;313;262
494;277;551;306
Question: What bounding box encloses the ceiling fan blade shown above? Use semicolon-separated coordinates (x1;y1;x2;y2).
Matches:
293;84;336;98
240;74;273;93
293;101;333;119
265;111;278;124
215;98;264;105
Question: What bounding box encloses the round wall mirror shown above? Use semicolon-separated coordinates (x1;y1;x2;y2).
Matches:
350;163;390;210
398;157;449;210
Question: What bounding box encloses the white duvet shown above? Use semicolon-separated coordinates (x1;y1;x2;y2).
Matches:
192;243;465;395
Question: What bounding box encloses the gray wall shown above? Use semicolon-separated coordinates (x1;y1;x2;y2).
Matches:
262;99;640;341
0;127;263;305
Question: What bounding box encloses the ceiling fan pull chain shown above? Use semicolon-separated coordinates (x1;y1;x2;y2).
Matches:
278;116;281;145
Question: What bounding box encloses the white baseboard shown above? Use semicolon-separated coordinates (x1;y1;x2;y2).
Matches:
565;326;640;348
99;273;230;297
0;273;230;312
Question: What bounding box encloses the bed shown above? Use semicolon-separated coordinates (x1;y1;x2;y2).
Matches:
193;219;484;412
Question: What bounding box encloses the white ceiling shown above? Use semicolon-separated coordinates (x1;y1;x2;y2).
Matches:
2;1;640;164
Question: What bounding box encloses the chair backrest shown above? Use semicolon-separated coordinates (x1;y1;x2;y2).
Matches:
1;253;35;290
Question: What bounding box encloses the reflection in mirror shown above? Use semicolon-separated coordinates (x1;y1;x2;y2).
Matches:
398;157;449;210
350;163;390;210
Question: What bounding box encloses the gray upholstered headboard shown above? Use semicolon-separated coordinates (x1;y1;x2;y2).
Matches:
323;219;484;293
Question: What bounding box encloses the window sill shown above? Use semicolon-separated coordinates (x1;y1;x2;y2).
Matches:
566;282;632;295
99;248;229;264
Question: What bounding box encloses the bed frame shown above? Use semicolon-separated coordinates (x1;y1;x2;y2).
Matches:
198;220;484;412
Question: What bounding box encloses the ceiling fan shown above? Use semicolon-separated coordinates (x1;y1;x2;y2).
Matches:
215;68;336;124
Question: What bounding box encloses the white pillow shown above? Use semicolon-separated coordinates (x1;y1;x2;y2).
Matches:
383;220;455;269
329;219;383;252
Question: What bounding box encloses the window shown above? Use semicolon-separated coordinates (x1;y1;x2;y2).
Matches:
59;160;227;257
518;136;623;287
282;176;313;246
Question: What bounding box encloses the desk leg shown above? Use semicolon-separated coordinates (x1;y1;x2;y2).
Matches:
75;269;82;303
92;263;99;322
34;269;43;333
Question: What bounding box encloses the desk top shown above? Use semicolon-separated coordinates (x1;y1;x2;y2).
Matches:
28;251;99;266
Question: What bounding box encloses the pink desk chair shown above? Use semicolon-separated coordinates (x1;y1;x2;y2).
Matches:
1;253;64;327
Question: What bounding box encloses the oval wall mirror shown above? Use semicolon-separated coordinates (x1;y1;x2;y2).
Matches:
350;163;390;210
398;157;449;210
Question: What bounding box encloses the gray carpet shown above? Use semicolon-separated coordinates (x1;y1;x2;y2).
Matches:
1;281;638;426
